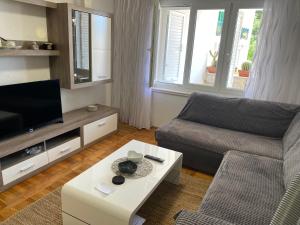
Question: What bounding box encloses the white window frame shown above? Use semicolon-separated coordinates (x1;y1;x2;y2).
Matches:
153;0;264;97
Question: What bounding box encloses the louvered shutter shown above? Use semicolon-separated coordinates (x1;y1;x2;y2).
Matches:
163;11;185;82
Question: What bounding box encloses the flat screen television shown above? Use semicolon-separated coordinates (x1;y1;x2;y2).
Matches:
0;80;63;140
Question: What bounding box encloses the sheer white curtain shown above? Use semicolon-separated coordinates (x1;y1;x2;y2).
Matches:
245;0;300;104
112;0;154;129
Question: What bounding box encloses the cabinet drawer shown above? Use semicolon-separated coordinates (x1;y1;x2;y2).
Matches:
48;137;81;162
2;152;48;185
83;114;118;145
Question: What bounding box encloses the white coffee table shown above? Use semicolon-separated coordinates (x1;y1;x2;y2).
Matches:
61;140;183;225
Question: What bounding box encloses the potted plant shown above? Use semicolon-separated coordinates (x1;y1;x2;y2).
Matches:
207;50;218;74
238;61;252;77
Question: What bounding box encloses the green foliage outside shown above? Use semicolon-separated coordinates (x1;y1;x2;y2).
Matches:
247;10;263;61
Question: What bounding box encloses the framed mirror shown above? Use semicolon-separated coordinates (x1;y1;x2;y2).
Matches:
72;10;91;84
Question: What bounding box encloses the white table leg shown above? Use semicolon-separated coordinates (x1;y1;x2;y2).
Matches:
165;155;182;185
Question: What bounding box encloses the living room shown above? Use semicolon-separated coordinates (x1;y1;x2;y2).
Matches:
0;0;299;225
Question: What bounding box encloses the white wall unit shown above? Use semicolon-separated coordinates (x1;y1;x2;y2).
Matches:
83;113;118;145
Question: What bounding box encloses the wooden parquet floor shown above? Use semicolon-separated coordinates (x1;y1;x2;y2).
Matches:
0;123;213;221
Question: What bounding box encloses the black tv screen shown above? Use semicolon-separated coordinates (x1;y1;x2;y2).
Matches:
0;80;63;140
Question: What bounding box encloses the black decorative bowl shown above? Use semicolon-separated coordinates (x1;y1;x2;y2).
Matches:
118;160;137;174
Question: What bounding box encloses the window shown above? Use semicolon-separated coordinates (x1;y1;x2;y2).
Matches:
227;9;263;90
189;9;225;86
156;8;190;84
154;1;264;95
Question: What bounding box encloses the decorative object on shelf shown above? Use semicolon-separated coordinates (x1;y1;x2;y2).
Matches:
87;105;98;112
112;175;125;185
25;145;43;155
239;61;252;77
112;157;153;179
40;42;54;50
127;150;143;163
6;41;17;49
0;37;7;49
207;50;218;74
31;41;39;50
118;160;137;174
0;38;4;48
0;37;22;49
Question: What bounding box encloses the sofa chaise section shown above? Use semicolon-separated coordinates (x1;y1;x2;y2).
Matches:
175;210;234;225
199;151;285;225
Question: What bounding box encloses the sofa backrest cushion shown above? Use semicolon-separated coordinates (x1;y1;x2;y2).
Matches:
283;139;300;189
283;113;300;155
177;93;300;138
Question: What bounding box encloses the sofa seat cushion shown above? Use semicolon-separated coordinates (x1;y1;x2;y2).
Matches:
283;138;300;189
199;151;285;225
156;119;283;159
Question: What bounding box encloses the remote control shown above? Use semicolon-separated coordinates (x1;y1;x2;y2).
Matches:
144;155;165;163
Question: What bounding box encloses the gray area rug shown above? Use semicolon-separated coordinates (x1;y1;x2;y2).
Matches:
1;174;211;225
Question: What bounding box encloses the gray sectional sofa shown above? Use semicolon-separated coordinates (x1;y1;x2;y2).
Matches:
155;93;300;225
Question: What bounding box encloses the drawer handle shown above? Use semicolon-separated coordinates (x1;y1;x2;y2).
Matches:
60;147;71;154
20;163;35;172
98;122;106;127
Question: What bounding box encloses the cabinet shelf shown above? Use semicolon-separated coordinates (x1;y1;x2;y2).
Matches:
12;0;57;8
0;49;60;57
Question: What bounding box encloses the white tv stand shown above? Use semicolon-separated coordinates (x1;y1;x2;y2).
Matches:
0;105;118;191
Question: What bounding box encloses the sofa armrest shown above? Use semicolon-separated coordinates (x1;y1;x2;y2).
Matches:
175;210;234;225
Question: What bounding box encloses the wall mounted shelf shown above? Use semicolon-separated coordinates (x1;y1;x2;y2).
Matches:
0;49;60;57
11;0;57;8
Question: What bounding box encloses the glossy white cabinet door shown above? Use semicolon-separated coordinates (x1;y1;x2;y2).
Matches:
92;50;111;81
91;14;111;82
2;152;49;185
47;137;81;162
83;114;118;145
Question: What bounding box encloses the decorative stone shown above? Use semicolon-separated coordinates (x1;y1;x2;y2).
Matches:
112;175;125;185
112;157;153;179
127;151;143;163
118;160;137;174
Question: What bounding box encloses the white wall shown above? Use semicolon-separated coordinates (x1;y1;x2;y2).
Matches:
0;0;113;113
84;0;114;13
151;91;189;127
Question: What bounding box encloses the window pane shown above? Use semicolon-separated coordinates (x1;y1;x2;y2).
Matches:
227;9;263;90
156;9;190;84
189;10;225;86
